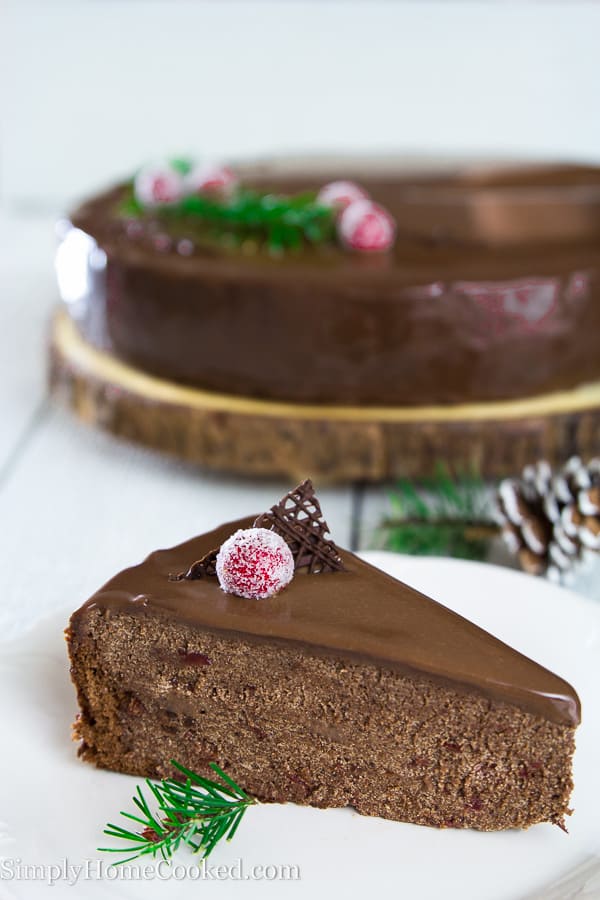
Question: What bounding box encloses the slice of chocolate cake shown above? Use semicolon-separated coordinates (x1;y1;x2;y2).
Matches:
66;481;580;831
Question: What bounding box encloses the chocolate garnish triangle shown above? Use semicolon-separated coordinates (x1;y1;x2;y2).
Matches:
254;479;345;573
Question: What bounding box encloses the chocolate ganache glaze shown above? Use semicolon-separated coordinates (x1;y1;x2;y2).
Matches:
61;159;600;406
76;515;580;727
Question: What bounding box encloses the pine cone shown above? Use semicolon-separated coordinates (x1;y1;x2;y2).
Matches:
496;457;600;582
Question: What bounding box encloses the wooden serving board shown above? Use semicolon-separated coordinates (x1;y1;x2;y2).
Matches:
49;309;600;483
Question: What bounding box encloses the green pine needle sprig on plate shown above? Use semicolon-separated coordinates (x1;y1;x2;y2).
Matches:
377;463;499;561
99;761;256;866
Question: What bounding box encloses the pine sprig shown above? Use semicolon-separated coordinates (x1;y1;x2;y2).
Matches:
99;761;256;865
377;463;498;561
122;186;337;253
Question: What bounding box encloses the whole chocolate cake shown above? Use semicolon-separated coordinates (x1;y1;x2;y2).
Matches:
57;157;600;406
67;482;580;831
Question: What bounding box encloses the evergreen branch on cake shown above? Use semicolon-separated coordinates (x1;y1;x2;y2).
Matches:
99;761;256;865
377;463;497;560
122;185;337;252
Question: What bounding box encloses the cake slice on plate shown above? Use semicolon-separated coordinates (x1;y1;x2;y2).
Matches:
66;481;579;831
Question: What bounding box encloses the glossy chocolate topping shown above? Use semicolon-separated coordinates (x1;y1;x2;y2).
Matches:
75;515;580;727
62;159;600;407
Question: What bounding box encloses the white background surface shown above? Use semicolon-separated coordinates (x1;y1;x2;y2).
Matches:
3;1;600;212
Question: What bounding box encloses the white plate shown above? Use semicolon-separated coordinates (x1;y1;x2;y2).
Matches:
1;554;599;900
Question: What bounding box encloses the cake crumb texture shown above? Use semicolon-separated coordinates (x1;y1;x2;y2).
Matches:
67;606;575;831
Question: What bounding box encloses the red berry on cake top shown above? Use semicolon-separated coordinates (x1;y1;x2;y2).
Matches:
187;162;238;198
338;199;396;252
134;162;184;207
317;180;369;211
215;528;295;600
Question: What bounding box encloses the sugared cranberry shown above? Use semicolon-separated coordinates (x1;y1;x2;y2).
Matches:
186;162;238;198
216;528;294;600
317;180;369;211
134;162;184;207
338;199;396;252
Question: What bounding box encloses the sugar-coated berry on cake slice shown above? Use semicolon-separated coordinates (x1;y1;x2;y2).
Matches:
66;481;580;831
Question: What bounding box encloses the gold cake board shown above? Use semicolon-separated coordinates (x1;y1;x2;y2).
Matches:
49;309;600;482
